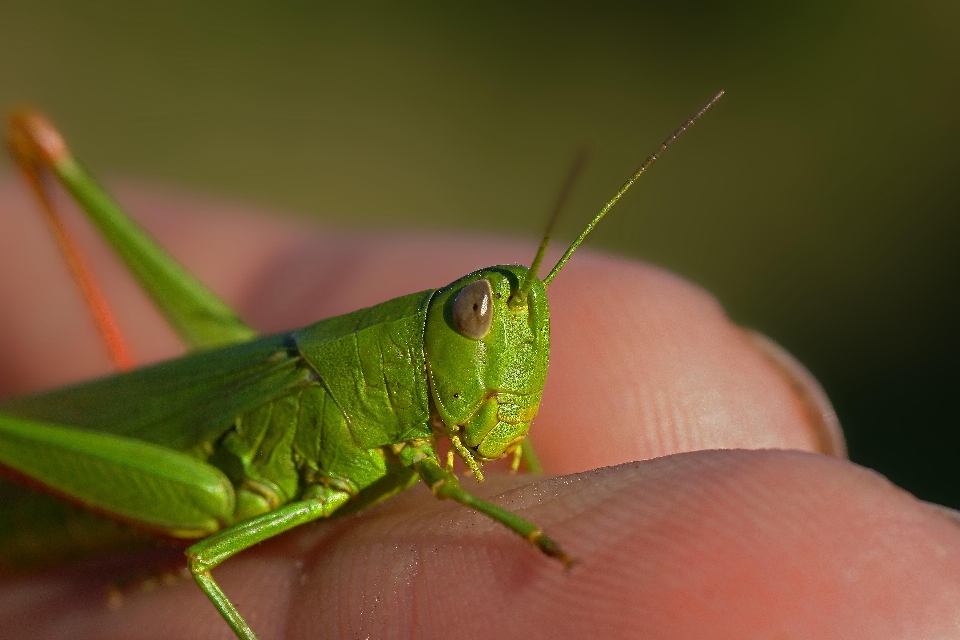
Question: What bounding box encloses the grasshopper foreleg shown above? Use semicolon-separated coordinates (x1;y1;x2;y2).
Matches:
414;455;573;568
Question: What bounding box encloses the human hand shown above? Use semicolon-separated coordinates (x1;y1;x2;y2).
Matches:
0;181;957;639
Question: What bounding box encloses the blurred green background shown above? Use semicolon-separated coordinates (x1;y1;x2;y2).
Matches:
1;2;958;506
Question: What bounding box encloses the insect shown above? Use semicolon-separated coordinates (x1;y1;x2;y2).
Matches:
0;92;722;640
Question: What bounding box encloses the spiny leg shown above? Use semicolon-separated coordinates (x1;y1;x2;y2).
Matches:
7;112;134;370
6;111;256;353
187;488;350;640
415;456;573;568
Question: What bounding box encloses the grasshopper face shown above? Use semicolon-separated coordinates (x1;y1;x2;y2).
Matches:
424;266;550;464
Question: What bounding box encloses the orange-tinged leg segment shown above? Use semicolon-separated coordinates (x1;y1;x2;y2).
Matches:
7;111;135;371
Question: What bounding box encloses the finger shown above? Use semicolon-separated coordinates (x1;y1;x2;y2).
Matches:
0;179;841;468
132;187;841;469
4;450;959;639
137;188;843;468
111;185;841;468
233;233;842;472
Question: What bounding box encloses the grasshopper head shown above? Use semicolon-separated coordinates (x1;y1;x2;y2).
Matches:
422;92;725;475
424;265;550;468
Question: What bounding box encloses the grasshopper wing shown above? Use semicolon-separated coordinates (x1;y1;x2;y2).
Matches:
0;333;312;452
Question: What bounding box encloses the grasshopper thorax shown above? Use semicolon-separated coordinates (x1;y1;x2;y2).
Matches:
424;265;550;469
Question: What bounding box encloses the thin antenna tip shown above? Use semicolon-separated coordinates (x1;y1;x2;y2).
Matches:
542;90;724;285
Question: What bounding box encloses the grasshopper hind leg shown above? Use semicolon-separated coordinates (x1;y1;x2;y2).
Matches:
6;111;257;357
7;111;136;370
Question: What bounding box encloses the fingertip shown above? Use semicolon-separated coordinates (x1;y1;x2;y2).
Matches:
278;451;960;638
531;255;835;472
741;329;845;457
513;450;960;638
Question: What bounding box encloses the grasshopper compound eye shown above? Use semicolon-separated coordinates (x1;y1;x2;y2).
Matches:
453;279;493;339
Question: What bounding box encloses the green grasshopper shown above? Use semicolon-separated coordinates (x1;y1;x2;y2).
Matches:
0;91;722;640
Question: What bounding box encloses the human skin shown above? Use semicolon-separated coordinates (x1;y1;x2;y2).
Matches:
0;180;959;639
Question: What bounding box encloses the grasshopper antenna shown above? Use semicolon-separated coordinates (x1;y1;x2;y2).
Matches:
543;90;724;287
512;147;589;305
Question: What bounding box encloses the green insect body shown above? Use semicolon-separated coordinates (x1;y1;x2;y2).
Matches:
0;92;721;640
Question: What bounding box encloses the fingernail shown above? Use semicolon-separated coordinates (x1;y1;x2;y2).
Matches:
742;329;846;458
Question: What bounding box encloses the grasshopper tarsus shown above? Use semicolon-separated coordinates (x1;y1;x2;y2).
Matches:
534;533;576;570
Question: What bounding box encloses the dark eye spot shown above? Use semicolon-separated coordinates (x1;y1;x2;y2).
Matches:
453;279;493;339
